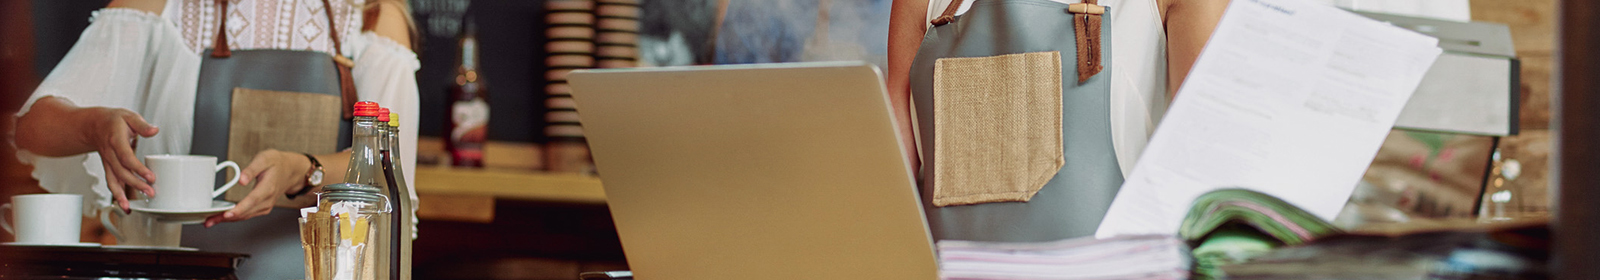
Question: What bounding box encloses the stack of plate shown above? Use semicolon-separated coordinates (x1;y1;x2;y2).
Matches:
594;0;641;69
545;0;598;173
544;0;596;142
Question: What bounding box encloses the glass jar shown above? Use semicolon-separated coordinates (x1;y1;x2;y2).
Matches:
303;183;391;280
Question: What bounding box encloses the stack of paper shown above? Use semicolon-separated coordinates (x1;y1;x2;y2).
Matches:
937;235;1190;280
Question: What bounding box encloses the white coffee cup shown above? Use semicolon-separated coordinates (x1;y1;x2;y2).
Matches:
146;155;240;210
99;206;181;247
1;194;84;244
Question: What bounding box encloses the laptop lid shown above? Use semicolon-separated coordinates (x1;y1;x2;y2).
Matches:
569;62;938;280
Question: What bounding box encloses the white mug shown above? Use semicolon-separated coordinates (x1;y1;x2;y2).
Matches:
1;194;84;244
99;206;181;247
146;155;240;210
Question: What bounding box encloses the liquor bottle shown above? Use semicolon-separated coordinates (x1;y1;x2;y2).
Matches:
384;110;416;280
376;108;403;280
447;19;489;167
343;101;394;280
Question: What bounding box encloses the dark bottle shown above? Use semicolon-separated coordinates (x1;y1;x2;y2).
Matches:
377;108;404;280
447;20;489;167
381;109;415;280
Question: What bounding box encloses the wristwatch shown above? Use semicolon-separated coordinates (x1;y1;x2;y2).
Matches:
289;153;324;199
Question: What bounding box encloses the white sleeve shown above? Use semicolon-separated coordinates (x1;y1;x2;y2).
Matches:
13;9;198;216
350;32;422;238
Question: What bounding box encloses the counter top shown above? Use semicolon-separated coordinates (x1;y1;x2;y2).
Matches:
413;166;606;205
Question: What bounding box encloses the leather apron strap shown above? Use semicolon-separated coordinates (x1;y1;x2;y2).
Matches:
209;0;360;118
931;0;1105;83
1069;0;1104;83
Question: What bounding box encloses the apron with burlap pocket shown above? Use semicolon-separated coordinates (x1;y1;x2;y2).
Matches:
910;0;1124;242
191;0;357;207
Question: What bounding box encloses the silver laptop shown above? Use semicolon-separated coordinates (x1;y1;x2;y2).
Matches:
569;62;938;280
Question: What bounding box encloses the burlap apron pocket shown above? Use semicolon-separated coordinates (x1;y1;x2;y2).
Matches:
932;51;1066;207
225;88;343;206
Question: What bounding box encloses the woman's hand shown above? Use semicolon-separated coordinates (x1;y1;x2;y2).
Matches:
204;149;312;227
86;108;161;212
16;98;163;212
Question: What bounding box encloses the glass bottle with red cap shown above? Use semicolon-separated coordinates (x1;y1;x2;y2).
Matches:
346;102;390;188
341;101;395;280
376;107;406;280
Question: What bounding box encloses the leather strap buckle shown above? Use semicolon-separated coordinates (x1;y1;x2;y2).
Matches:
1067;3;1105;15
1070;1;1104;84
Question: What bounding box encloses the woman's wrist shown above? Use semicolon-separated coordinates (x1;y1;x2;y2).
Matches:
287;152;322;198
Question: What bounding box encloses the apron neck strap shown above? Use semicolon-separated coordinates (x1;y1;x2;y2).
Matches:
933;0;1103;26
931;0;966;26
208;0;360;118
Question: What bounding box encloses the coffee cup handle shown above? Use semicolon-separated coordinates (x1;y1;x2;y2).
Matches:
214;161;241;198
99;206;125;242
0;203;11;235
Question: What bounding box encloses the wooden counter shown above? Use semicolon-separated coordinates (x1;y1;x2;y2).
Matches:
410;137;605;223
414;166;605;204
412;166;605;223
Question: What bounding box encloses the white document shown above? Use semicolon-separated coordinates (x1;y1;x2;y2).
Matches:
1095;0;1442;238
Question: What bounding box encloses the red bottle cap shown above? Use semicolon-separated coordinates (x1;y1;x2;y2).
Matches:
354;101;381;117
377;108;391;122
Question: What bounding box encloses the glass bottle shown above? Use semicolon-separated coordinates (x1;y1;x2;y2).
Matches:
343;101;393;280
385;112;414;239
386;111;416;280
447;19;489;167
347;102;389;187
377;108;402;280
374;108;416;280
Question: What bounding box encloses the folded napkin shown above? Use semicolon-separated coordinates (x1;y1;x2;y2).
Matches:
1179;188;1342;279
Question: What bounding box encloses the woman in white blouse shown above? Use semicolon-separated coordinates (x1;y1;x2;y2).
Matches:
16;0;417;225
13;0;418;277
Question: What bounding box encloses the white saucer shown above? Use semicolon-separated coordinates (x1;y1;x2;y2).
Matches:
103;244;199;251
2;242;101;247
129;200;236;224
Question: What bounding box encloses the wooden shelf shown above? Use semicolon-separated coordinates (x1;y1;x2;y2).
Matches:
414;166;606;205
410;138;603;222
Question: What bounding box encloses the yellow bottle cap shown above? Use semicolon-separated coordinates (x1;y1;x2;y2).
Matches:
388;113;399;127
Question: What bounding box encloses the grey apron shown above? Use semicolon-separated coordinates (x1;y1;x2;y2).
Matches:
910;0;1122;242
183;0;356;278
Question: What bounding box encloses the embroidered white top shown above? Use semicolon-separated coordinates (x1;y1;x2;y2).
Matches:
923;0;1169;177
171;0;365;54
15;1;421;222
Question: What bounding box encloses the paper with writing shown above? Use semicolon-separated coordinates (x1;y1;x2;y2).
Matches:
1095;0;1442;238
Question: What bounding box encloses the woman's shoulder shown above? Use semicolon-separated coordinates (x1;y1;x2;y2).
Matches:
366;0;415;51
